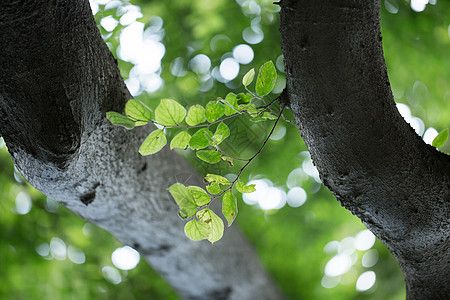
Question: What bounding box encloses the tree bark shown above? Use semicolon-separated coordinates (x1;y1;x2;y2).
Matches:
279;1;449;299
0;1;283;299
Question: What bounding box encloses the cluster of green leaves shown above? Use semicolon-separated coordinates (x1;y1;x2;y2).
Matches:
107;61;281;243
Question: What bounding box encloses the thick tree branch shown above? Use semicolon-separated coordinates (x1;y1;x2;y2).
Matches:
0;1;283;299
279;1;449;299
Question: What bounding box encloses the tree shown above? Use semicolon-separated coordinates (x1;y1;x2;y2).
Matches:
0;0;448;299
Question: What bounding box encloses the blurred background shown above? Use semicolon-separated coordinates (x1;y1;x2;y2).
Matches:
0;0;448;299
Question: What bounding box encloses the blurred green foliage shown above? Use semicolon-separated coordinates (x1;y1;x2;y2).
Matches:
1;0;448;299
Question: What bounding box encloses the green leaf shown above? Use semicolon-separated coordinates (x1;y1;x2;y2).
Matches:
236;182;256;193
185;105;206;126
221;156;234;166
262;112;278;120
184;220;211;241
178;210;189;220
256;61;277;96
222;191;237;227
168;183;197;218
237;93;252;105
432;128;448;148
196;209;224;244
205;174;231;185
170;131;191;150
239;103;259;116
223;93;239;116
249;117;265;122
125;100;154;125
242;68;255;86
206;183;221;195
187;186;211;206
155;99;186;126
212;122;230;144
106;112;135;130
189;128;213;150
205;101;225;122
196;150;221;164
139;129;167;155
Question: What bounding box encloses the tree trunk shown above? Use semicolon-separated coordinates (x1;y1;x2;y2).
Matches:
279;1;449;299
0;1;283;299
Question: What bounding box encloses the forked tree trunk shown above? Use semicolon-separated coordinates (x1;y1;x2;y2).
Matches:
0;1;283;299
279;1;449;299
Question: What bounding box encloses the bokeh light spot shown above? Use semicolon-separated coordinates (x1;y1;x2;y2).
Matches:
362;249;379;268
325;254;352;277
15;191;32;215
355;230;376;251
68;245;86;264
112;246;140;270
356;271;376;291
50;237;67;260
220;58;240;81
286;187;307;207
102;266;122;284
232;44;254;64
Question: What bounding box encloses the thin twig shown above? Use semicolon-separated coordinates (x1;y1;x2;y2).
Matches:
215;102;287;198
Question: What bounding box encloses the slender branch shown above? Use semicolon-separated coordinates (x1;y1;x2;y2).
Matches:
215;102;287;198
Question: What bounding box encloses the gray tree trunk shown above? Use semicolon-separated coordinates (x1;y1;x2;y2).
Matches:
0;1;283;299
279;1;449;299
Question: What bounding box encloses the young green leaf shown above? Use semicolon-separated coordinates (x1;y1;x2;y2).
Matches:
205;174;231;185
189;128;213;150
196;208;224;244
205;101;225;122
170;131;191;150
196;150;222;164
237;93;252;104
187;186;211;206
223;93;239;116
106;112;135;130
184;220;211;241
222;191;237;227
186;105;206;126
125;99;154;124
206;183;221;195
432;128;448;148
139;129;167;155
242;68;255;86
155;99;186;126
236;182;256;193
256;61;277;96
168;183;197;217
212;122;230;144
221;156;234;166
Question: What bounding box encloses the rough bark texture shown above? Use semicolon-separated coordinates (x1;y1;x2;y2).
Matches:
0;1;283;299
279;1;449;299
